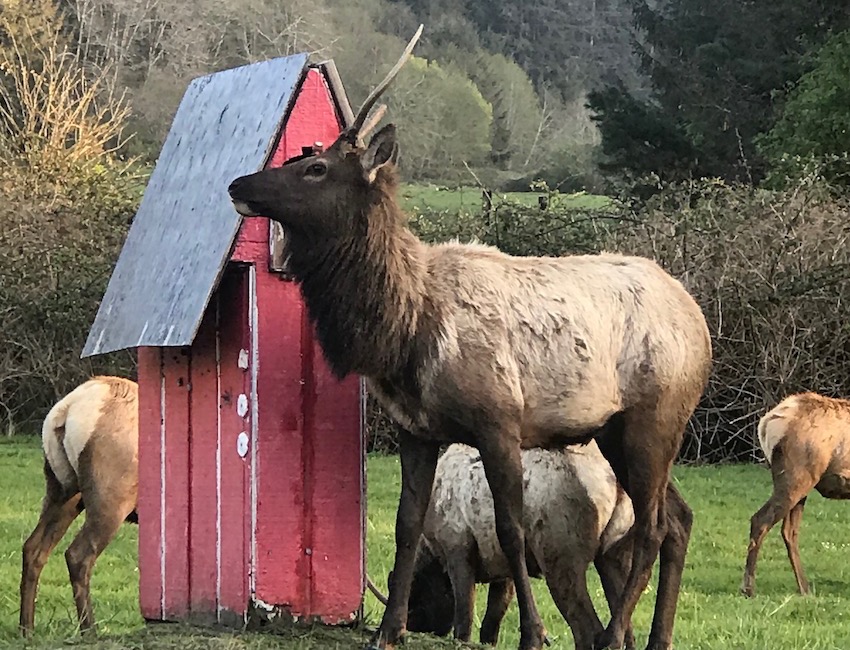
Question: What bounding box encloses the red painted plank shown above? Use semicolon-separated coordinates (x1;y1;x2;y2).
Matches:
250;67;365;618
231;217;268;263
253;269;307;609
308;356;364;621
137;346;164;620
162;347;191;619
188;302;219;619
218;266;251;620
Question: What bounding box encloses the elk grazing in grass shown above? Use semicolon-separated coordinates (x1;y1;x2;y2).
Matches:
227;25;712;650
402;442;637;650
20;376;138;636
741;392;850;598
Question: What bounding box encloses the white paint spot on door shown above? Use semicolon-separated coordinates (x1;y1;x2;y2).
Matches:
238;349;249;370
237;393;248;418
237;431;249;458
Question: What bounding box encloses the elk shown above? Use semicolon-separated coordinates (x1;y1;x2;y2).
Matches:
227;25;712;650
402;442;637;650
20;376;138;636
741;392;850;598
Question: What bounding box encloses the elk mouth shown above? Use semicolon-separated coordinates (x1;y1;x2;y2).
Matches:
230;199;261;217
228;176;264;217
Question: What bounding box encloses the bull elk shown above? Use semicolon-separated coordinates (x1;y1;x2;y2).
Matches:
227;25;712;650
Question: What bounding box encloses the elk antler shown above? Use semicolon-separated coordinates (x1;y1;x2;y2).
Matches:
357;104;388;147
343;24;423;147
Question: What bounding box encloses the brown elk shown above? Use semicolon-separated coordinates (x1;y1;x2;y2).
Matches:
741;392;850;598
402;442;637;650
20;376;138;636
227;25;712;650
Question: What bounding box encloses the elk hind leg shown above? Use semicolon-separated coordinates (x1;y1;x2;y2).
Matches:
595;536;635;650
594;407;677;650
65;508;128;634
741;457;816;598
781;497;809;595
20;462;82;636
647;483;693;650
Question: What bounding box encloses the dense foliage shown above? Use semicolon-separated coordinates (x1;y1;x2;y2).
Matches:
587;0;850;184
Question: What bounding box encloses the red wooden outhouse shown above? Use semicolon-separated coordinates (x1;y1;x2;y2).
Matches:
82;54;366;626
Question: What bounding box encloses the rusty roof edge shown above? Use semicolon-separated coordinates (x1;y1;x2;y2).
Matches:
314;59;355;129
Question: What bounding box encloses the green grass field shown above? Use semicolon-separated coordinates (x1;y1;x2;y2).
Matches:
2;438;850;649
398;184;610;214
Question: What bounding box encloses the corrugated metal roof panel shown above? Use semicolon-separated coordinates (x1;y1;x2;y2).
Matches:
82;53;310;357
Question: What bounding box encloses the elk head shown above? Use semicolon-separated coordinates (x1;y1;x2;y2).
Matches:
228;25;423;238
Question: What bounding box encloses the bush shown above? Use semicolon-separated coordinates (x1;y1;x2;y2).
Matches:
0;15;141;433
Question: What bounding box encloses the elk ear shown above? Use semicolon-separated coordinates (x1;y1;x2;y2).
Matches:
361;124;399;183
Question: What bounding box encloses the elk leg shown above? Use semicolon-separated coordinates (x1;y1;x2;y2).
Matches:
65;508;127;634
480;579;515;645
478;435;547;650
595;537;635;650
594;408;679;650
741;466;814;598
369;432;439;650
445;549;477;641
781;497;809;595
646;484;693;650
546;564;603;650
20;462;82;637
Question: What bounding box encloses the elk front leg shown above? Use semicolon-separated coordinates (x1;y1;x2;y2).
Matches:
479;434;547;650
368;432;439;650
480;579;515;646
445;549;477;642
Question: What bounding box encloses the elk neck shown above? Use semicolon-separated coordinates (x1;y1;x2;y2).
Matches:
286;172;437;382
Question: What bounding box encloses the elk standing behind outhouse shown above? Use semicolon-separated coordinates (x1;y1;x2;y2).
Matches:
82;54;365;626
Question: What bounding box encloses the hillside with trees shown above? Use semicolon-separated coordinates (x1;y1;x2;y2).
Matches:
2;0;850;462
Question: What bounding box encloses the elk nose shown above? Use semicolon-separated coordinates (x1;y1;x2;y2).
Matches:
228;176;247;197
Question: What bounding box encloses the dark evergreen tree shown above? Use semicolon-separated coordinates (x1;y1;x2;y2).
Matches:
588;0;850;182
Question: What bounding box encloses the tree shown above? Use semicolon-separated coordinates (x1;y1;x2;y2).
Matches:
383;55;492;179
588;0;850;183
757;29;850;185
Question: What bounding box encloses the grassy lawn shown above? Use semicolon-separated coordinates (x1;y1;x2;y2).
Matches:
399;184;610;214
2;437;850;649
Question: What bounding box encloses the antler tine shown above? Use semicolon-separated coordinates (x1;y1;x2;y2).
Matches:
349;24;423;136
356;104;388;147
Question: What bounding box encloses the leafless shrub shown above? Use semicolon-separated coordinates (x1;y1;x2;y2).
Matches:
606;173;850;462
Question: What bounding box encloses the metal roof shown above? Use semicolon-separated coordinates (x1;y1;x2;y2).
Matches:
82;53;312;357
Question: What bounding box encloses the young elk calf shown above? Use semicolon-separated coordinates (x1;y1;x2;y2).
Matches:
403;442;636;650
741;392;850;597
20;376;138;635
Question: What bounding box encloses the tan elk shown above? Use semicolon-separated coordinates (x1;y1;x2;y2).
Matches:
403;442;637;650
741;392;850;598
227;25;712;650
20;376;138;636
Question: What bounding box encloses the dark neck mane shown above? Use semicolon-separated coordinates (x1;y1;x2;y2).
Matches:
285;174;432;381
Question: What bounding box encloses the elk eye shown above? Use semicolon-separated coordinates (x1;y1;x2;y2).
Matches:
305;162;327;177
